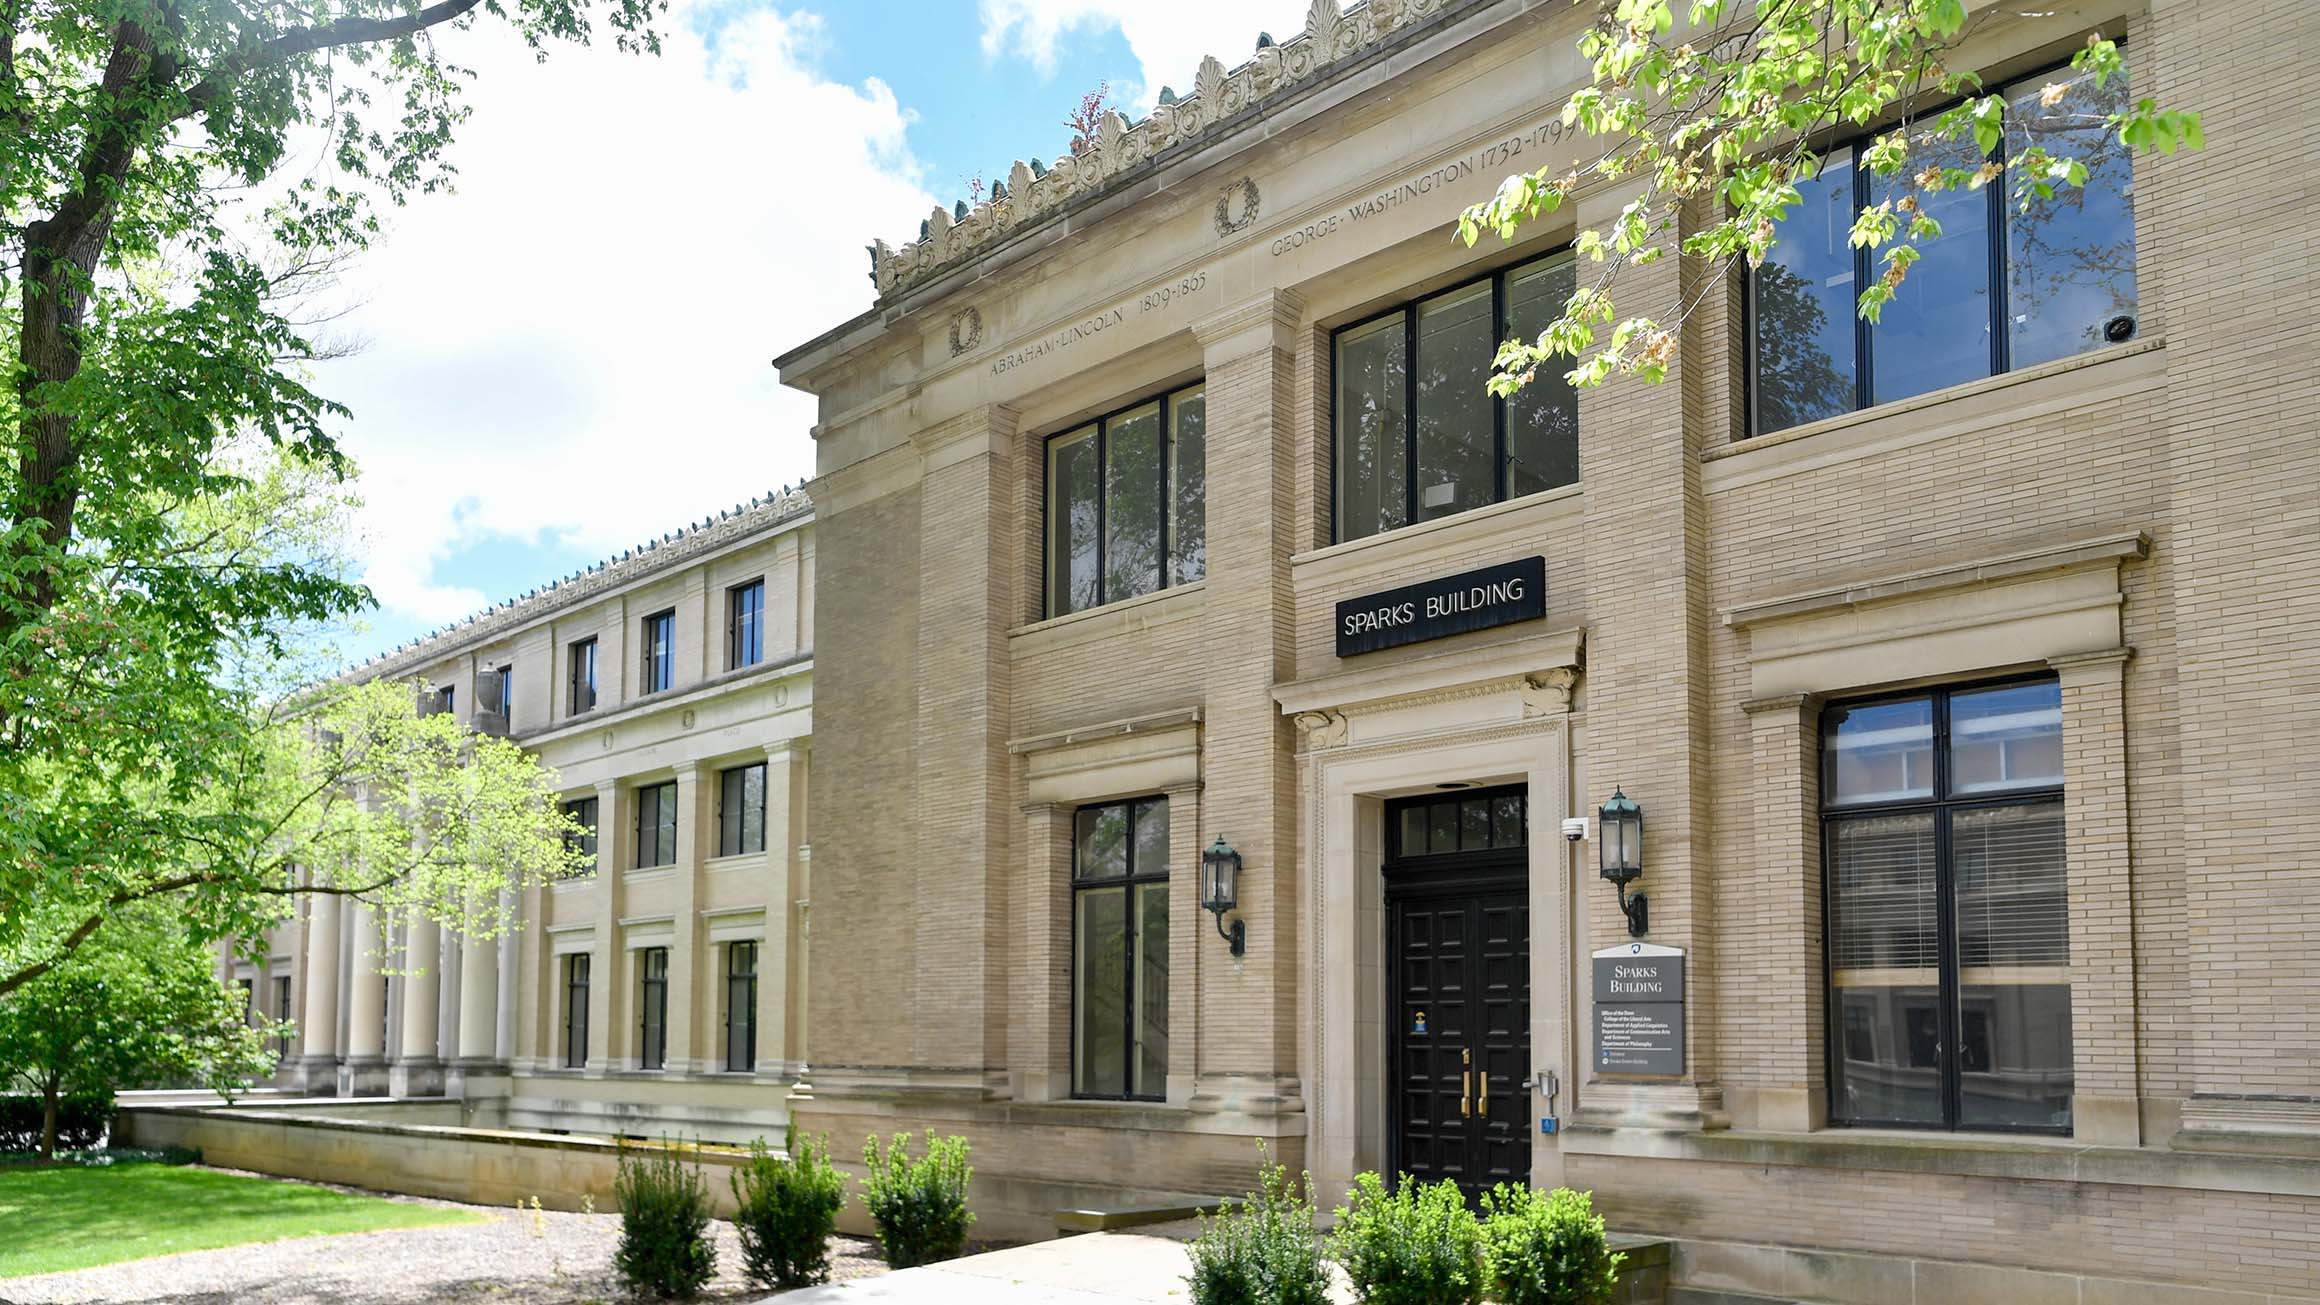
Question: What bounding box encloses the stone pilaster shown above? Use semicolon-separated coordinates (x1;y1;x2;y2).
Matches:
666;760;705;1072
1189;289;1305;1114
911;405;1017;1085
757;740;801;1079
1011;801;1075;1102
1738;694;1824;1132
2053;647;2141;1145
1572;179;1721;1128
589;779;623;1074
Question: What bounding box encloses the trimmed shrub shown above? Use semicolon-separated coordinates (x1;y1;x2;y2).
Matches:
1185;1150;1331;1305
1326;1171;1485;1305
860;1131;973;1269
1480;1185;1624;1305
612;1139;717;1300
730;1128;849;1290
0;1092;114;1153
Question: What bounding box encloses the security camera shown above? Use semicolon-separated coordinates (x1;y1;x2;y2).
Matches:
1560;816;1589;843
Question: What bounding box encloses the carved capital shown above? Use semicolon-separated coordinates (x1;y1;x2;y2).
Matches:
1521;668;1579;717
1293;709;1349;751
1192;289;1307;363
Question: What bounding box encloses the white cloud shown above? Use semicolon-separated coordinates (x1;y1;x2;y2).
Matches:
977;0;1311;111
303;4;933;633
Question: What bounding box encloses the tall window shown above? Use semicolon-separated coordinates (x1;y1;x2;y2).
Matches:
238;978;255;1026
562;954;591;1069
563;797;600;871
718;763;766;857
725;942;758;1073
497;664;514;721
1751;65;2138;435
569;638;598;714
273;975;293;1059
642;610;676;693
1823;678;2069;1132
1072;796;1170;1099
634;782;677;869
639;948;669;1070
1046;381;1206;617
1334;250;1579;543
729;580;766;669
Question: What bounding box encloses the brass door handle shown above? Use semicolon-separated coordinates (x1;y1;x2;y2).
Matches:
1480;1071;1489;1113
1461;1071;1470;1117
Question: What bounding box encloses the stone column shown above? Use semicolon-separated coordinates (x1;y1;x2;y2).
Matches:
456;916;503;1073
756;740;801;1079
495;889;519;1065
1570;179;1721;1130
909;404;1017;1090
297;892;342;1094
342;901;390;1095
392;909;444;1095
1188;290;1305;1115
665;760;706;1072
1739;694;1825;1132
2054;647;2141;1146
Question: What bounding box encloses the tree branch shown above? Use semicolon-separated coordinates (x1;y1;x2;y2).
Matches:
180;0;487;118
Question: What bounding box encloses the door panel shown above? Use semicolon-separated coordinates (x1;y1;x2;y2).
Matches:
1392;898;1474;1188
1388;879;1530;1200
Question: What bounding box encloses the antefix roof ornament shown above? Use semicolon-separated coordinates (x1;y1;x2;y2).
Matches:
868;0;1464;300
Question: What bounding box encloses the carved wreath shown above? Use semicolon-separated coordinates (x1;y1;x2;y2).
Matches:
948;306;984;357
1214;176;1262;237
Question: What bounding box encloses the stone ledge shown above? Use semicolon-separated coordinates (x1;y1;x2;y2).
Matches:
1561;1123;2320;1198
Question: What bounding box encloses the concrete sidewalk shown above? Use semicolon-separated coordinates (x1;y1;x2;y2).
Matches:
768;1232;1304;1304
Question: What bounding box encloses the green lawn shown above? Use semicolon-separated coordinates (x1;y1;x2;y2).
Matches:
0;1162;485;1278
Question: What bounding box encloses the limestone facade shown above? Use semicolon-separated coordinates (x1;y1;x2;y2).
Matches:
775;0;2320;1294
224;491;816;1143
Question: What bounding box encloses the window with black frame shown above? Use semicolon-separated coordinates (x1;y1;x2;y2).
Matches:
725;942;757;1073
569;637;598;714
563;953;590;1069
273;975;293;1059
729;579;765;669
1334;250;1580;543
563;796;600;871
639;947;669;1070
1046;382;1206;618
718;763;766;857
634;782;677;869
1822;678;2071;1132
1751;64;2139;436
1071;796;1170;1099
641;610;676;694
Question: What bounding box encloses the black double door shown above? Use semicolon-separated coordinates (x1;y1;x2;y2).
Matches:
1385;788;1531;1201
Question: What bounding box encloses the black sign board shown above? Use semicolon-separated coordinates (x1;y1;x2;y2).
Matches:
1334;556;1546;658
1592;943;1685;1076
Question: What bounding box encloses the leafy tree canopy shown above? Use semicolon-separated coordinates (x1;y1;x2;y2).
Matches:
0;903;275;1156
1459;0;2201;392
2;0;656;993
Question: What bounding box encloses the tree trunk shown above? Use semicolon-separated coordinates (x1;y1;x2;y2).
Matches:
40;1080;59;1160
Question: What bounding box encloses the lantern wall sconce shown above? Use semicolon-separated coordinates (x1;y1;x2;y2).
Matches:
1597;787;1648;937
1201;836;1245;957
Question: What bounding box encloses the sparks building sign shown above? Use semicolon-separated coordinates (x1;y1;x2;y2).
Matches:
1334;556;1546;657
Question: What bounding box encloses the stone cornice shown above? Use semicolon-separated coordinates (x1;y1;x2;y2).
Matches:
867;0;1473;300
345;488;814;684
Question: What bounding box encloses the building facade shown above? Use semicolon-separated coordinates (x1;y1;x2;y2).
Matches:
775;0;2320;1297
226;491;816;1143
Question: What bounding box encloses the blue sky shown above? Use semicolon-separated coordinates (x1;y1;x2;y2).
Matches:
319;0;1309;665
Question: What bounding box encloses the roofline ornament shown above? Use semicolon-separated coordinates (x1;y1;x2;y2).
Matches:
870;0;1452;300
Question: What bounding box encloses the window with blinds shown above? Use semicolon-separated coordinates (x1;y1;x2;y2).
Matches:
1822;678;2071;1134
